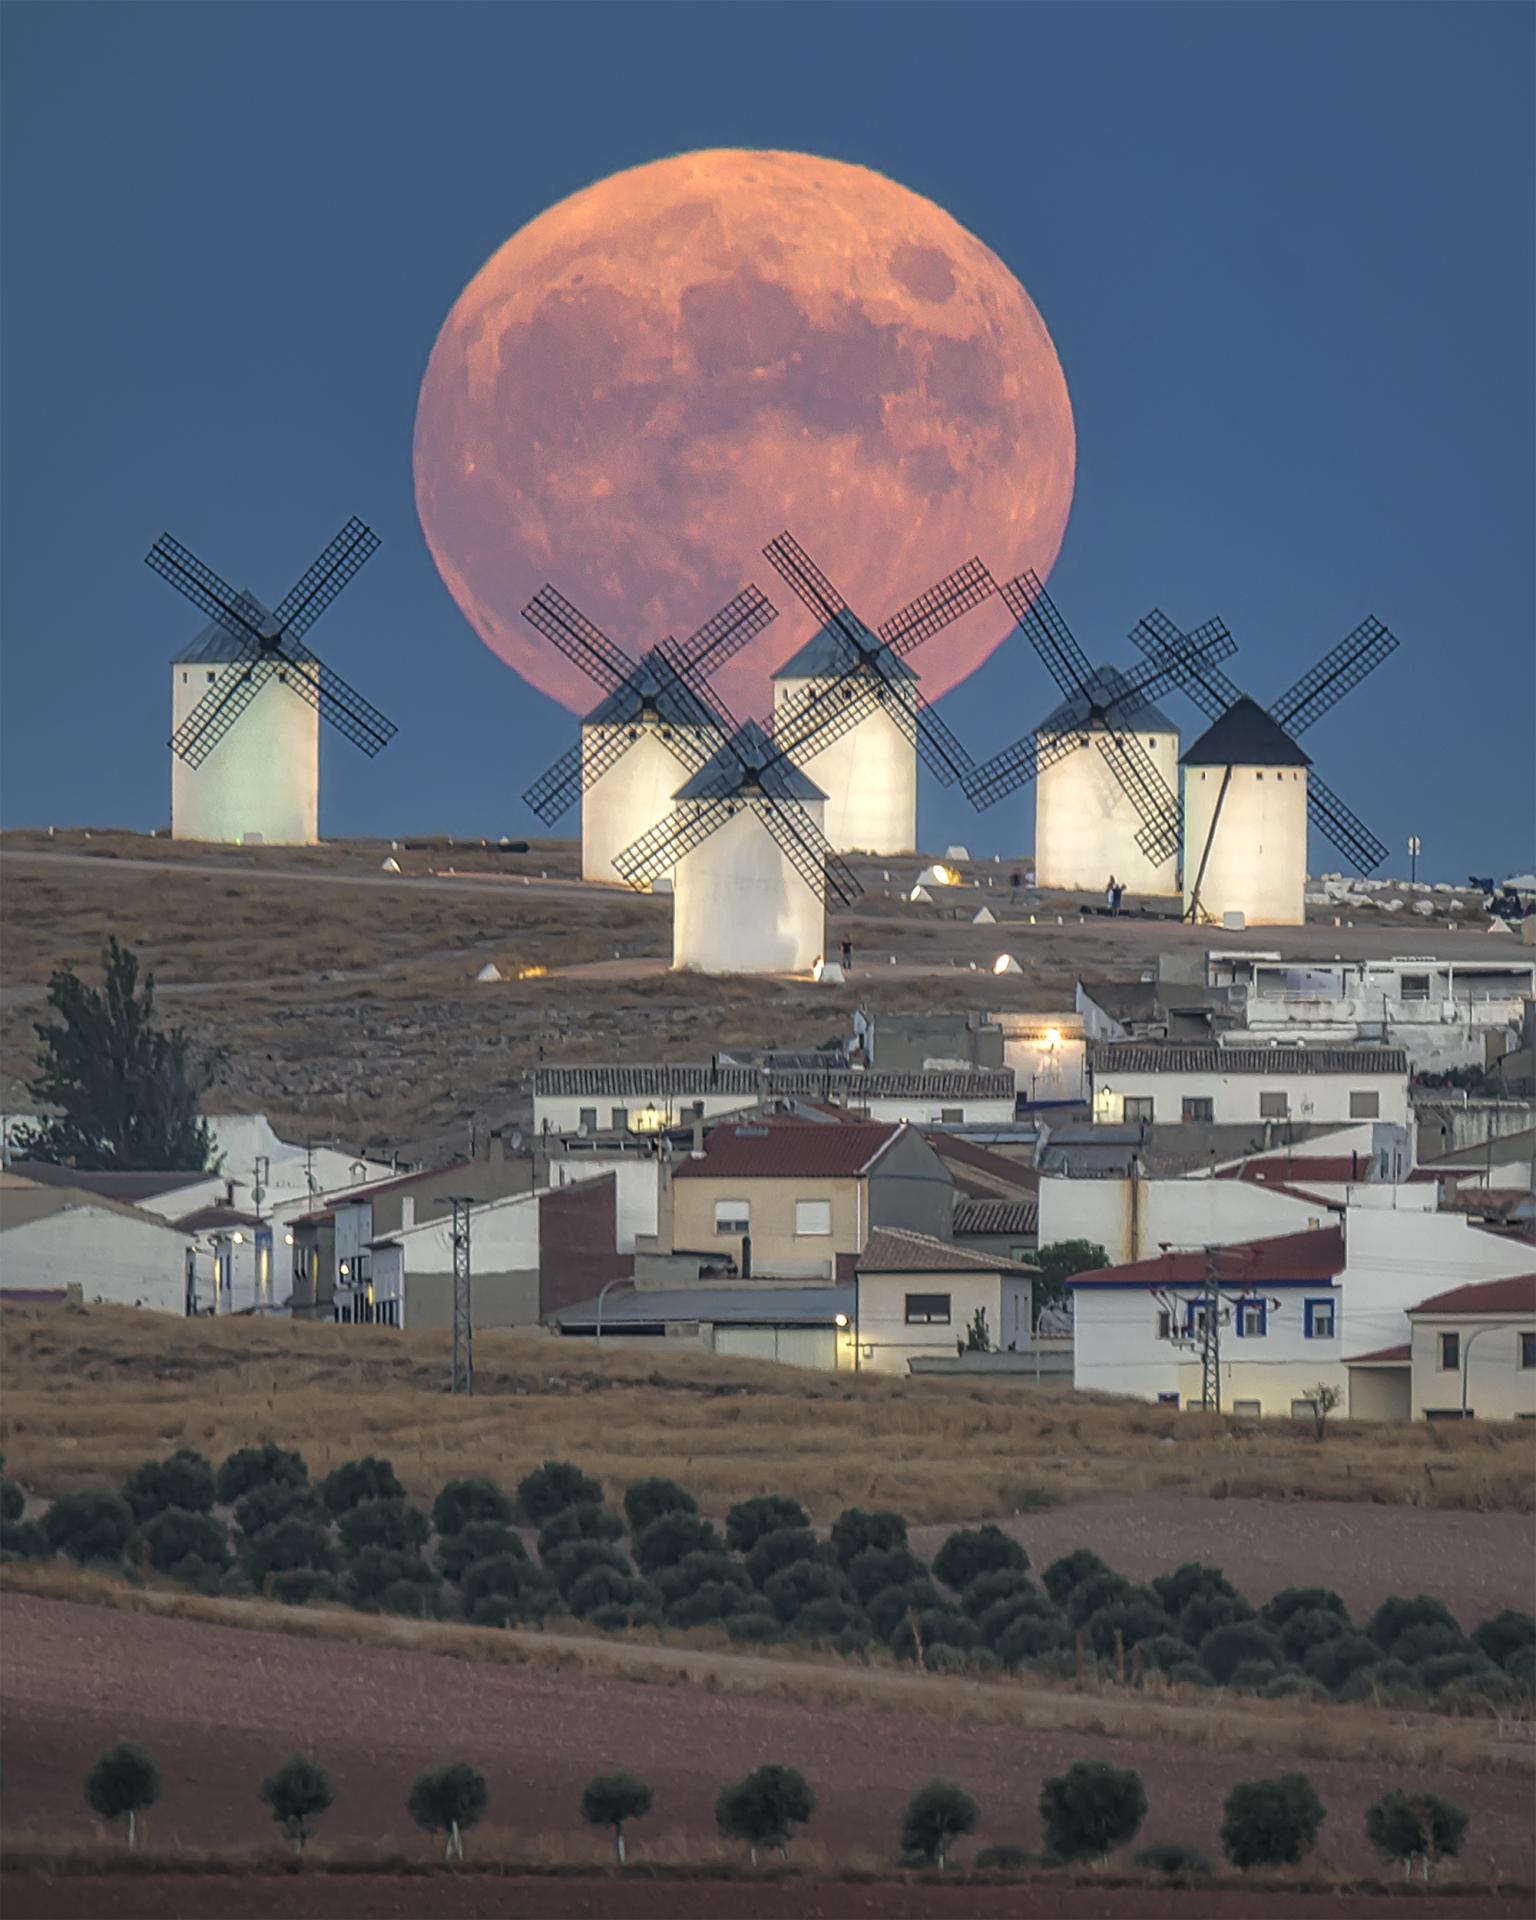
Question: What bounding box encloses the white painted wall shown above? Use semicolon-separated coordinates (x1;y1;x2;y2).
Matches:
1182;764;1308;926
1410;1314;1536;1420
171;666;318;845
1035;729;1180;895
1;1205;190;1314
551;1152;660;1252
1234;961;1533;1074
582;724;706;885
996;1013;1087;1102
856;1270;1032;1375
1338;1207;1536;1361
673;799;826;975
202;1116;393;1212
535;1088;757;1136
1092;1063;1410;1128
773;680;916;855
1037;1172;1327;1268
130;1175;230;1221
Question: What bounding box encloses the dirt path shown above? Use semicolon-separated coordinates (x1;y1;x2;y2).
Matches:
4;1597;1532;1881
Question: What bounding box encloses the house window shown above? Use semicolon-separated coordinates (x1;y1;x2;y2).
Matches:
1156;1392;1180;1407
1181;1097;1214;1123
1236;1300;1267;1339
1124;1097;1154;1123
794;1199;832;1237
939;1107;963;1124
905;1292;951;1325
1304;1298;1336;1340
610;1107;629;1130
1186;1303;1212;1339
1400;974;1431;1002
1350;1091;1380;1119
1156;1309;1172;1340
1259;1091;1289;1119
714;1199;750;1235
1521;1331;1536;1371
691;1101;705;1118
1233;1398;1261;1417
578;1106;597;1132
1290;1398;1318;1421
1439;1330;1460;1372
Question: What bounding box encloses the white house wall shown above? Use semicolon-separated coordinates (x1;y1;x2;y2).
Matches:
534;1089;757;1136
1037;1172;1326;1267
1035;731;1180;896
551;1153;660;1252
1410;1316;1536;1420
1092;1066;1410;1129
773;681;915;855
1338;1208;1536;1361
673;801;826;975
171;667;319;846
1;1207;188;1314
856;1270;1031;1375
1182;764;1308;927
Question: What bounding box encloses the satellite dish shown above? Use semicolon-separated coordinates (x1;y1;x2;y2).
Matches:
252;1186;266;1207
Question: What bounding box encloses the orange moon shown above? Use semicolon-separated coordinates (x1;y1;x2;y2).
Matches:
413;149;1075;720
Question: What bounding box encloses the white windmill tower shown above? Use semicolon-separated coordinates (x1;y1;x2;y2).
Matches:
964;570;1237;893
614;719;861;976
762;533;993;854
148;520;395;846
1128;608;1400;927
520;585;777;885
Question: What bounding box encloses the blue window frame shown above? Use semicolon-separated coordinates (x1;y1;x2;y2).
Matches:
1235;1299;1268;1339
1304;1297;1336;1339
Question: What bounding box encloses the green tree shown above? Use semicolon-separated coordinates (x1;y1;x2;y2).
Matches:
217;1444;308;1505
1365;1790;1468;1879
622;1477;698;1536
320;1457;405;1516
260;1754;335;1854
43;1490;134;1566
1039;1761;1147;1860
431;1477;513;1536
960;1305;992;1354
517;1459;603;1522
1221;1773;1326;1869
124;1449;217;1523
1031;1240;1108;1316
932;1525;1025;1593
84;1742;161;1849
580;1770;654;1865
901;1779;979;1869
725;1494;809;1553
13;940;220;1171
715;1763;815;1863
407;1761;489;1861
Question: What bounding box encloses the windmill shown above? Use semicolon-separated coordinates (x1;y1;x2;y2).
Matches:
149;518;395;847
962;570;1239;895
613;712;861;976
1129;609;1399;926
518;584;777;884
762;532;994;854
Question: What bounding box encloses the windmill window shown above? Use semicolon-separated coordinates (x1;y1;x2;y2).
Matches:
181;672;188;684
207;670;217;683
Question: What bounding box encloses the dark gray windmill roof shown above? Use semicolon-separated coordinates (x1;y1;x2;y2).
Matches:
674;719;826;803
170;592;269;665
1180;695;1312;769
1040;663;1175;736
772;619;918;682
584;648;723;730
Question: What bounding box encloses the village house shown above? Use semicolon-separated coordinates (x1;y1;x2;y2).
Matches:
853;1228;1037;1375
0;1172;193;1314
1087;1041;1411;1130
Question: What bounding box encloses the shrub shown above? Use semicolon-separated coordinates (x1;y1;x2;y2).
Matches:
1135;1632;1197;1675
763;1558;848;1624
1152;1563;1238;1614
623;1477;697;1536
1504;1645;1536;1690
866;1578;944;1642
846;1544;928;1605
829;1507;907;1568
890;1608;980;1663
517;1459;602;1523
270;1568;338;1607
379;1578;445;1619
1040;1760;1147;1860
537;1503;624;1556
1228;1659;1281;1692
0;1517;51;1560
745;1527;824;1588
997;1609;1073;1667
431;1477;513;1536
1392;1622;1468;1666
1167;1660;1210;1688
321;1457;405;1517
901;1778;979;1869
44;1490;134;1565
1416;1650;1498;1692
632;1511;718;1573
460;1552;549;1613
587;1599;662;1633
543;1539;629;1597
337;1497;429;1558
1365;1790;1468;1874
244;1516;336;1585
464;1576;558;1628
567;1565;649;1620
715;1763;815;1861
123;1449;216;1523
137;1508;231;1578
84;1741;161;1848
1368;1594;1459;1653
961;1568;1036;1621
1472;1608;1535;1669
932;1525;1025;1593
1221;1773;1325;1869
1278;1605;1350;1664
235;1482;325;1541
1261;1672;1328;1702
725;1609;780;1643
438;1522;524;1584
407;1761;488;1861
581;1770;653;1865
260;1753;334;1853
1083;1599;1169;1661
977;1589;1059;1646
346;1546;435;1608
1041;1547;1114;1606
1337;1659;1420;1706
1177;1592;1252;1643
1200;1621;1282;1685
1261;1585;1348;1631
796;1595;867;1640
665;1580;751;1628
216;1443;307;1505
1067;1571;1132;1627
1133;1840;1212;1878
654;1551;743;1604
976;1843;1033;1870
0;1478;25;1523
726;1494;809;1553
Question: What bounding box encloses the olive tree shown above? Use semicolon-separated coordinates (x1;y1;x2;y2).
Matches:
1365;1790;1468;1880
260;1753;335;1854
580;1770;653;1864
1221;1773;1326;1869
1039;1761;1147;1861
900;1779;979;1870
85;1742;161;1849
407;1761;489;1861
715;1763;815;1863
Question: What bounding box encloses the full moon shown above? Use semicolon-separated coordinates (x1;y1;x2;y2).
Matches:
413;150;1075;720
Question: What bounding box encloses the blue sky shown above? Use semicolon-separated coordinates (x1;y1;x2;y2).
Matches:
3;1;1531;879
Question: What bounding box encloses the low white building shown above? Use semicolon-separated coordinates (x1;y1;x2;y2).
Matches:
0;1173;192;1314
1088;1041;1410;1130
993;1013;1087;1105
1406;1274;1535;1421
854;1227;1037;1376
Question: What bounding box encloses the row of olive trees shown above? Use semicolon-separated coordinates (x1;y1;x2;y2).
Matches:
81;1741;1471;1879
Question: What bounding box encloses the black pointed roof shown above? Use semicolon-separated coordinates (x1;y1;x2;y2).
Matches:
583;648;722;730
1041;663;1175;736
1180;696;1311;769
673;719;825;803
771;619;917;682
170;592;270;665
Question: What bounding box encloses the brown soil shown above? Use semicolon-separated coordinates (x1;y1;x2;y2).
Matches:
4;1597;1532;1881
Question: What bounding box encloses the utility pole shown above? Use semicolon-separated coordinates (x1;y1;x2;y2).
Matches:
1408;835;1421;885
450;1198;473;1396
1201;1245;1222;1413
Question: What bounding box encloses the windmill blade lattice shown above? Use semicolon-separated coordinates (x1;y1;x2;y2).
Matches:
1268;617;1399;737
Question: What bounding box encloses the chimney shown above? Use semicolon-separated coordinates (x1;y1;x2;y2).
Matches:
400;1195;415;1232
488;1128;505;1164
741;1232;752;1279
690;1120;705;1159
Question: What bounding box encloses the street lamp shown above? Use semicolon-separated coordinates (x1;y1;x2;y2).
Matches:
1460;1322;1518;1416
594;1275;629;1345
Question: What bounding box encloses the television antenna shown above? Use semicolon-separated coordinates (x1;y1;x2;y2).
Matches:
147;518;397;768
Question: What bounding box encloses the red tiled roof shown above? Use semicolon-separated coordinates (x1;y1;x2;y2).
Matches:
673;1121;902;1180
1220;1156;1438;1187
1409;1274;1536;1317
924;1134;1039;1190
1067;1226;1345;1289
1347;1343;1411;1366
858;1227;1038;1276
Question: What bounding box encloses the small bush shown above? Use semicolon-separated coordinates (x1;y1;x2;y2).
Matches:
726;1494;809;1553
846;1544;928;1605
901;1778;978;1869
1368;1594;1459;1653
543;1538;630;1596
796;1595;867;1640
1260;1672;1327;1702
567;1565;650;1619
1177;1592;1252;1643
829;1506;907;1568
346;1545;435;1608
460;1552;547;1610
587;1599;662;1633
1392;1622;1468;1666
137;1508;231;1577
0;1478;25;1523
376;1578;444;1619
1082;1599;1169;1661
1200;1621;1282;1685
725;1609;780;1643
932;1525;1025;1593
763;1558;848;1624
581;1770;653;1865
123;1449;216;1523
996;1609;1072;1667
1261;1585;1348;1631
321;1457;405;1517
234;1482;325;1541
632;1511;718;1573
85;1741;161;1847
431;1477;513;1536
260;1753;334;1853
1416;1650;1499;1692
1040;1760;1147;1860
1228;1659;1281;1692
438;1522;524;1584
715;1763;815;1861
337;1497;430;1558
1041;1547;1114;1606
666;1580;751;1628
1136;1632;1197;1675
654;1551;743;1604
517;1459;602;1523
244;1516;336;1585
1365;1789;1468;1872
1221;1773;1325;1869
464;1577;558;1628
745;1526;824;1588
890;1608;980;1663
0;1517;51;1560
976;1842;1033;1870
961;1567;1036;1621
866;1578;944;1642
622;1477;697;1536
407;1761;488;1860
44;1490;134;1566
216;1443;307;1505
537;1503;624;1556
270;1568;338;1607
1472;1608;1535;1669
1278;1605;1350;1664
1152;1563;1238;1614
976;1589;1059;1648
1133;1840;1212;1878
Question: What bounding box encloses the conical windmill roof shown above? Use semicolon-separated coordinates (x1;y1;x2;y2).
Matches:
674;719;826;803
1040;663;1175;735
583;648;723;730
170;591;270;664
772;619;918;682
1180;695;1311;768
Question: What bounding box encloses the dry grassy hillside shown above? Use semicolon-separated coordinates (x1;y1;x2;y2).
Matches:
3;1305;1529;1521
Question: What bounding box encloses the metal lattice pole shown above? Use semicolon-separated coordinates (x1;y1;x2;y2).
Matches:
450;1199;473;1396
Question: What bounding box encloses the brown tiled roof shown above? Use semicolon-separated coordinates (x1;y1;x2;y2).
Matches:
1068;1226;1345;1289
174;1204;263;1232
858;1227;1038;1276
924;1133;1039;1190
953;1197;1039;1237
673;1121;902;1181
1410;1274;1536;1317
1219;1155;1440;1188
1347;1343;1411;1366
7;1162;217;1202
537;1064;1014;1100
1088;1044;1408;1076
